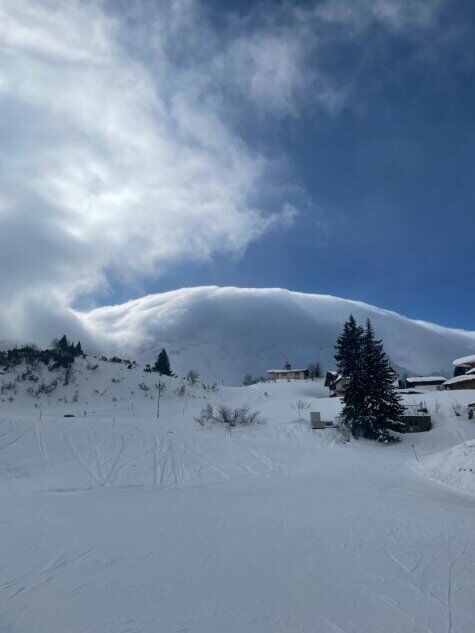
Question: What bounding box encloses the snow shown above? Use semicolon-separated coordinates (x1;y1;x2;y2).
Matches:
453;354;475;367
419;441;475;497
443;374;475;386
403;403;429;415
2;358;475;632
266;368;308;373
406;376;447;383
75;286;475;384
